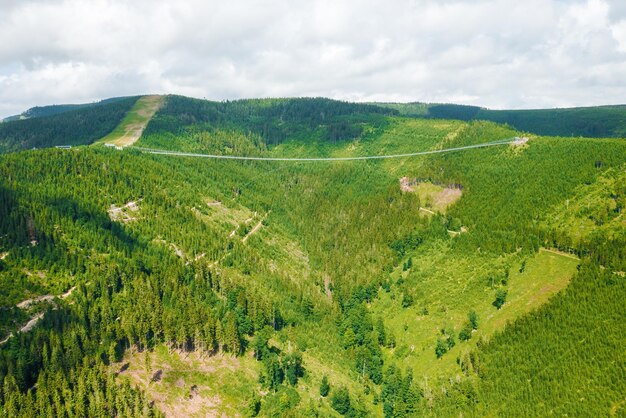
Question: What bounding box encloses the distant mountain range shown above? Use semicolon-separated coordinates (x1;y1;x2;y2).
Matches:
1;95;625;154
376;102;626;138
1;96;133;122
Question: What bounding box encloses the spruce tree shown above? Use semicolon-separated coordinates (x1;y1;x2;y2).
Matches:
320;375;330;397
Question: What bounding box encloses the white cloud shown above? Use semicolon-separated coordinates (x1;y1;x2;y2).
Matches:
0;0;625;117
613;20;626;52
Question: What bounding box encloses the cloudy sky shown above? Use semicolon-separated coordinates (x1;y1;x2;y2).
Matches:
1;0;626;117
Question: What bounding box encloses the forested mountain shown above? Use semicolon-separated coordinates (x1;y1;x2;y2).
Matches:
378;102;626;138
0;95;624;417
144;95;397;145
2;97;133;122
0;97;139;153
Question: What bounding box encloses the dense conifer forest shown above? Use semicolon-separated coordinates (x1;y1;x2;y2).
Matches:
0;95;624;416
0;97;139;153
2;97;133;122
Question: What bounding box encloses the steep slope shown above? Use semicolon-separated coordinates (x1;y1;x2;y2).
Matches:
429;164;626;416
99;95;165;147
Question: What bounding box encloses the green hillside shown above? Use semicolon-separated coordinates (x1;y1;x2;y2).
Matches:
2;96;133;122
0;97;140;153
0;96;624;417
378;102;626;138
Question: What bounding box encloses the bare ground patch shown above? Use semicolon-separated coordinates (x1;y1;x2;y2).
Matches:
511;136;529;147
242;212;268;243
401;179;463;213
108;199;142;222
2;285;79;345
19;312;45;333
16;295;55;309
435;187;462;209
117;348;251;417
400;176;415;192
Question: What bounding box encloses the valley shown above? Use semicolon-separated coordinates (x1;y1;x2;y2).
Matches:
0;95;624;417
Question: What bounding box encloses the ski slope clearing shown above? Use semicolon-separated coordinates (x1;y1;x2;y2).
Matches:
100;95;164;147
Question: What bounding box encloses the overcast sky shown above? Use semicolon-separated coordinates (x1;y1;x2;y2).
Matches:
1;0;626;117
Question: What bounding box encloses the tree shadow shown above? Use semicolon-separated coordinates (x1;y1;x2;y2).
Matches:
45;196;144;254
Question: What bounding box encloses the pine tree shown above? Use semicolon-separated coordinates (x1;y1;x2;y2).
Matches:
343;329;357;349
435;339;448;358
320;375;330;397
222;312;241;354
493;289;507;309
469;310;479;330
331;386;351;415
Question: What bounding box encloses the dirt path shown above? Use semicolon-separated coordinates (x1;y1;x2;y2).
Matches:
61;286;77;299
228;212;257;239
242;220;263;243
540;248;580;261
1;285;78;345
15;285;77;310
108;199;142;222
16;295;55;309
207;212;269;269
242;212;269;243
20;312;45;333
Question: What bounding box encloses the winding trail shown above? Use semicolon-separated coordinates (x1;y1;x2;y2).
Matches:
242;212;269;243
133;138;514;162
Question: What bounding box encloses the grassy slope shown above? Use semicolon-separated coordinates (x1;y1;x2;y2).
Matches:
462;260;626;418
455;163;626;417
373;246;578;384
99;95;164;147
